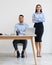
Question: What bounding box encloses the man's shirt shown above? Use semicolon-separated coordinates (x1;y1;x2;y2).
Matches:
15;22;28;35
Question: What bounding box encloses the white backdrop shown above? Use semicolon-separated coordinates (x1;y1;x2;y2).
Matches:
0;0;52;53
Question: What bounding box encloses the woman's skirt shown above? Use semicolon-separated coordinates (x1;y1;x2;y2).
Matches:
34;22;44;42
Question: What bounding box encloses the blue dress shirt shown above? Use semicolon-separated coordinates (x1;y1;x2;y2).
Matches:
32;12;45;23
15;22;28;35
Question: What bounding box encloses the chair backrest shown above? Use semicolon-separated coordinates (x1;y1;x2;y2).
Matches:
17;43;23;46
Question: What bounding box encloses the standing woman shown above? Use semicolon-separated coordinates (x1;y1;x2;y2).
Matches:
32;4;45;57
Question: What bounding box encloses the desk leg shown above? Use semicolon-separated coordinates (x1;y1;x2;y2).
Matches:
31;37;38;65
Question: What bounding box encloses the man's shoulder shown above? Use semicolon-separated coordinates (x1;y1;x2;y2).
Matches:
15;23;19;27
15;23;19;25
15;22;28;26
24;23;28;26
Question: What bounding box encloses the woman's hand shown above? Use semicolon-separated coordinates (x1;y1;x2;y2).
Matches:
32;18;38;21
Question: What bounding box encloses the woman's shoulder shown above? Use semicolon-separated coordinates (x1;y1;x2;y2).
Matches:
41;12;44;15
32;12;36;17
33;12;36;15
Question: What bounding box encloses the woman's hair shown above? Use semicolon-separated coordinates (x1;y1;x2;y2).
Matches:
35;4;42;13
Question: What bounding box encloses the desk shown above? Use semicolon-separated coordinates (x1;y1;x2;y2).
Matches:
0;35;37;65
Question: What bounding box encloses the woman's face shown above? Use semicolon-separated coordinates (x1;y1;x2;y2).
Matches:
36;5;42;12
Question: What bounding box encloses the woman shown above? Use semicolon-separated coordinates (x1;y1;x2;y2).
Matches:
32;4;45;57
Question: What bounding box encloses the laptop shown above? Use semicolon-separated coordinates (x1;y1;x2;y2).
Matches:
24;28;35;35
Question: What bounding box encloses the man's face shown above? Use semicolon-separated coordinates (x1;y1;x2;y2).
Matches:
19;16;24;23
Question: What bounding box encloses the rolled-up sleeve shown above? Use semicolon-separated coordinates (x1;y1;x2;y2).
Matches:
15;24;18;32
32;13;35;23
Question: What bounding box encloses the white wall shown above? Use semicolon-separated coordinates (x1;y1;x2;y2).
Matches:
0;0;52;53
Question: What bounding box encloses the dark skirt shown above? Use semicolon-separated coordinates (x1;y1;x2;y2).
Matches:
34;22;44;42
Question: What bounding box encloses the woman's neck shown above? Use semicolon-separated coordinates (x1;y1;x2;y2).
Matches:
37;11;41;14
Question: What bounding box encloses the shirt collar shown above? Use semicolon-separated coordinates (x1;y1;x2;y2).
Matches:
18;22;24;25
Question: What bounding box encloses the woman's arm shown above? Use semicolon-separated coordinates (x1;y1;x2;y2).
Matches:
37;13;45;22
32;13;37;23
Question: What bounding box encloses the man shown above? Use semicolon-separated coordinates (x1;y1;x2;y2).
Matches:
13;15;28;58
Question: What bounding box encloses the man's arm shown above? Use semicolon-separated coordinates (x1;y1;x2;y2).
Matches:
24;24;29;32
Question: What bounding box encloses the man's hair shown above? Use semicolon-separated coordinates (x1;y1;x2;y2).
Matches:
19;15;24;18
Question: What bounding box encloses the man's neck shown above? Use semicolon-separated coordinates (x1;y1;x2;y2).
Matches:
19;22;24;25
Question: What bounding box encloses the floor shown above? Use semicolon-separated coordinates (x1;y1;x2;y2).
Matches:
0;53;52;65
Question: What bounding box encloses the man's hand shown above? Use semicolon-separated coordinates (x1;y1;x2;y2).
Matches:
17;29;20;32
